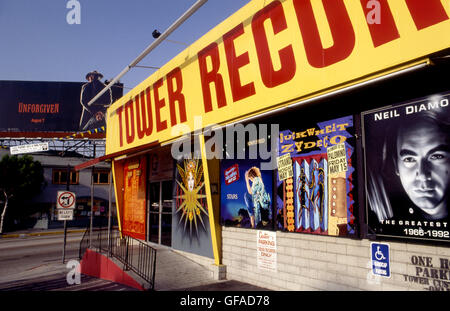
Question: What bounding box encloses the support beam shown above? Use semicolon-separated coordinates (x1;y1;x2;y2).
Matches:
199;134;221;266
85;0;208;108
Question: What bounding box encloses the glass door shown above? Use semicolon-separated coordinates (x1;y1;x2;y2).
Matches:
161;180;173;246
148;182;160;244
147;180;173;246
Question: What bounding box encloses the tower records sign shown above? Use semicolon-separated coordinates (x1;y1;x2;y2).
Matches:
362;91;450;242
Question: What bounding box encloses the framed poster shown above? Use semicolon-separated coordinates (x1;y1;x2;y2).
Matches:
220;159;274;229
174;158;209;238
122;156;147;240
276;115;356;236
362;91;450;242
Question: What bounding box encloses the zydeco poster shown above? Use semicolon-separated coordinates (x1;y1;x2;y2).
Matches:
276;115;356;236
221;159;273;229
362;92;450;242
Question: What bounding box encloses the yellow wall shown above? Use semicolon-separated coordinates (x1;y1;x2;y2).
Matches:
106;0;450;155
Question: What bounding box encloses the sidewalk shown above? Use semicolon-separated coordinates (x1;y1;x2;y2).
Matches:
114;244;272;291
1;227;271;291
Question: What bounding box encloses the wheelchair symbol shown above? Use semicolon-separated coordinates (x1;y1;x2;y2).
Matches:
374;246;386;261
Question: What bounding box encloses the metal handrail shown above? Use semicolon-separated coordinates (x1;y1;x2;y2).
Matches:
79;227;90;260
79;226;157;290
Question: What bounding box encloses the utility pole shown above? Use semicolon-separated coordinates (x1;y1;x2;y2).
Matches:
89;144;96;248
108;164;112;255
62;164;70;263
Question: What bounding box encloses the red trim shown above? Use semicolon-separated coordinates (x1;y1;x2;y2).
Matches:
74;140;159;171
74;157;103;171
0;131;105;138
80;249;144;291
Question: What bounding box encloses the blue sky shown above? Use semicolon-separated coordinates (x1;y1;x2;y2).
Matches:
0;0;250;91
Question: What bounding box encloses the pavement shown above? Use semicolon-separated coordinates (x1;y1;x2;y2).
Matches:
150;244;270;291
0;227;271;292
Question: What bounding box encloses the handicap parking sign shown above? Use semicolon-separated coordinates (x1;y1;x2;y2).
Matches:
371;242;390;278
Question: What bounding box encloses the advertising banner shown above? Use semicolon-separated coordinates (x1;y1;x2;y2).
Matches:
122;156;147;240
362;92;450;242
106;0;450;156
172;156;214;258
276;115;356;236
221;159;273;230
174;158;209;238
10;142;49;155
0;79;122;134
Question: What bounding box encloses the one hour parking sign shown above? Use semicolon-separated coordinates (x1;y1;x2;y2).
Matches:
371;242;390;278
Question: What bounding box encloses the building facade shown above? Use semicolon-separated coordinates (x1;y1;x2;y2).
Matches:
101;0;450;290
0;149;115;229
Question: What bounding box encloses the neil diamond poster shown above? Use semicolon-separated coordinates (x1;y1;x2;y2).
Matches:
362;91;450;242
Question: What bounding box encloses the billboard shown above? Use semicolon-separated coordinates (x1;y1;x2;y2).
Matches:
0;77;122;135
276;115;356;236
220;159;274;229
362;92;450;242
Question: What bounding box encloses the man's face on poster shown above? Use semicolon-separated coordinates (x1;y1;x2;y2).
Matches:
396;119;450;219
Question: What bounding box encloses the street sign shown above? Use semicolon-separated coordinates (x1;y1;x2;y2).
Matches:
56;191;76;209
371;242;391;278
57;209;74;221
10;142;49;155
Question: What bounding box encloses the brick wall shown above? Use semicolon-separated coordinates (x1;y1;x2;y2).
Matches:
222;227;450;291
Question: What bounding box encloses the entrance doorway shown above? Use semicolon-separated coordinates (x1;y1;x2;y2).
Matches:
147;180;173;246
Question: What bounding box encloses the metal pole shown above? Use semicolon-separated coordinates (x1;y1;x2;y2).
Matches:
158;181;162;245
62;164;70;264
89;144;96;248
62;221;67;263
107;163;112;255
84;0;208;108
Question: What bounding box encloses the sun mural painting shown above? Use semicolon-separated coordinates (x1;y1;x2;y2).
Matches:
175;158;208;237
